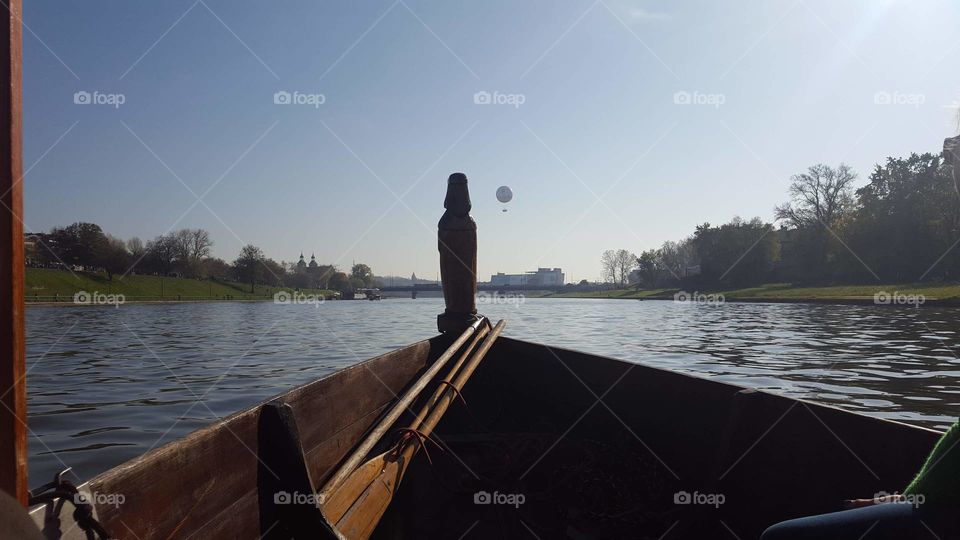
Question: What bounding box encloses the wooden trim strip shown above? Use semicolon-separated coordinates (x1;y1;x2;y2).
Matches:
0;0;25;506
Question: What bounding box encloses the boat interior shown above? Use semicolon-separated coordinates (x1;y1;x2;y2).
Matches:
34;333;940;539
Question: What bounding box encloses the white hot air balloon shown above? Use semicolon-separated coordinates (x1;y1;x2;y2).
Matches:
496;185;513;212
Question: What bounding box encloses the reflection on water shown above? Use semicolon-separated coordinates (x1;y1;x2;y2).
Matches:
26;298;960;486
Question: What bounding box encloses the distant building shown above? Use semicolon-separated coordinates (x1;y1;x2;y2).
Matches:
491;267;564;287
24;234;39;265
24;233;52;267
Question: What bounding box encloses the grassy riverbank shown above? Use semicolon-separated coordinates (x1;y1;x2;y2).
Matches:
25;268;335;303
538;282;960;303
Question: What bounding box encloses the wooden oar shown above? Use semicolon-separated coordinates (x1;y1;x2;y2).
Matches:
320;322;491;523
317;317;484;505
329;319;506;539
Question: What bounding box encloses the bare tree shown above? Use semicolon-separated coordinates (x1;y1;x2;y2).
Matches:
658;238;697;281
145;234;178;275
774;163;857;229
602;249;636;286
600;250;617;284
126;237;145;271
171;229;192;263
188;229;213;261
168;228;213;277
613;249;636;286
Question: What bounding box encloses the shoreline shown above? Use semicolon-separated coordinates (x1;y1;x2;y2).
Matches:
552;295;960;306
532;283;960;306
25;295;960;307
26;298;280;307
24;297;370;307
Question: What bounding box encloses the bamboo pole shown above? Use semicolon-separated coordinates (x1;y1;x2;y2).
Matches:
317;316;484;504
396;319;505;463
0;0;25;506
319;322;491;524
406;321;489;431
332;320;506;539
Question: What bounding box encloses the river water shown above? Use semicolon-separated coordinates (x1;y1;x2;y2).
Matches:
24;298;960;487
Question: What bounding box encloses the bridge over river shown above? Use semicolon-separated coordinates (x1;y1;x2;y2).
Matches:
379;283;567;293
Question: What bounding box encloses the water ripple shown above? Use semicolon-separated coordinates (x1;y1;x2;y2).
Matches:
25;298;960;486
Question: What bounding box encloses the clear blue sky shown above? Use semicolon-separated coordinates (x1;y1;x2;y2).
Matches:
22;0;960;282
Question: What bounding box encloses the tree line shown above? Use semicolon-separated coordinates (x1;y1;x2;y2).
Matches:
602;145;959;289
27;224;379;295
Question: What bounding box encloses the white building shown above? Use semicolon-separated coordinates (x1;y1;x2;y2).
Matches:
490;268;564;287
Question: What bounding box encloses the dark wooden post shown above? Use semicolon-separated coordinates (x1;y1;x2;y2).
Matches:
437;173;479;333
0;0;25;505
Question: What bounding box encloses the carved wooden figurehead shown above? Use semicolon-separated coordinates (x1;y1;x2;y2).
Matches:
437;173;479;333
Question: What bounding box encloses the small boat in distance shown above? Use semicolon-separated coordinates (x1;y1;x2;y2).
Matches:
355;288;382;301
0;175;941;539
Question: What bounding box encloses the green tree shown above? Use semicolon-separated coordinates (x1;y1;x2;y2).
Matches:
328;272;351;295
635;250;664;287
261;258;286;287
50;222;108;268
693;217;778;288
843;153;957;282
658;238;697;284
99;235;130;281
233;244;265;293
351;263;373;286
313;264;336;289
201;257;233;281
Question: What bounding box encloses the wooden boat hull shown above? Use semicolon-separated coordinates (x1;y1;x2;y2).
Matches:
31;335;941;539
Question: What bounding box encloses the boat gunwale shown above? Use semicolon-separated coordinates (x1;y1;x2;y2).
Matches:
494;335;945;436
60;332;947;492
27;336;438;519
27;333;944;536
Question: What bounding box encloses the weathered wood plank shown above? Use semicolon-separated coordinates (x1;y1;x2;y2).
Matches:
318;325;477;503
83;341;433;539
0;0;25;506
